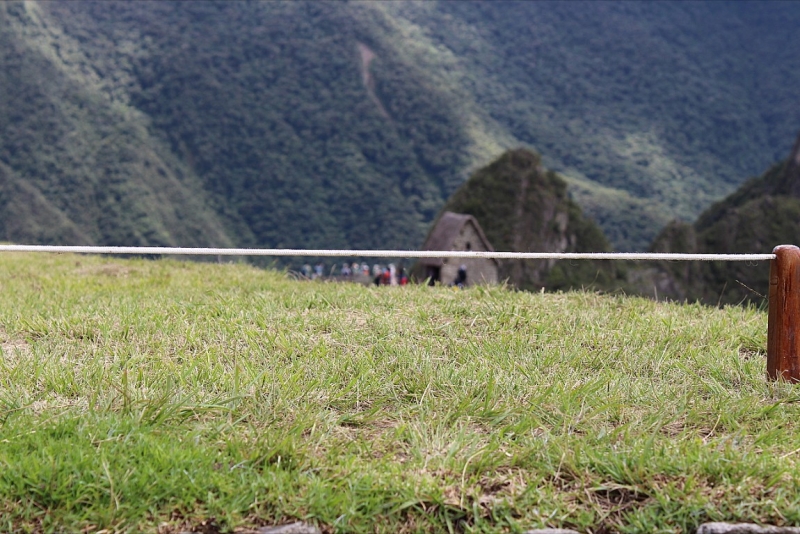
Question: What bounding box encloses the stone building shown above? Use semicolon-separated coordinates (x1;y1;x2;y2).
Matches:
419;212;498;286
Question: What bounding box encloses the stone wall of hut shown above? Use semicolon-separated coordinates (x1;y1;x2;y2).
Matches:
440;222;498;285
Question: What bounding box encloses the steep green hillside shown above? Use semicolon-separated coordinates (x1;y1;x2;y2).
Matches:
1;1;799;252
0;3;234;247
435;149;621;291
3;1;468;251
376;1;800;249
643;134;800;305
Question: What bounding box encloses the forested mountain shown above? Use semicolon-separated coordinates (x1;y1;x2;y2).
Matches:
641;133;800;305
1;1;798;252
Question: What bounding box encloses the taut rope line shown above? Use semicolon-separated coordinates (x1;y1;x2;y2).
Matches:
0;245;776;261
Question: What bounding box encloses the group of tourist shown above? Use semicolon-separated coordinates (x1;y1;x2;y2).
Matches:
367;263;409;286
299;262;409;285
299;263;327;279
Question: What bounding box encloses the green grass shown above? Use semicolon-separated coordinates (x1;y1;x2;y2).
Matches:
0;253;798;533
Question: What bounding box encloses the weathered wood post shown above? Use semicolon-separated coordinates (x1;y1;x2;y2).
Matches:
767;245;800;381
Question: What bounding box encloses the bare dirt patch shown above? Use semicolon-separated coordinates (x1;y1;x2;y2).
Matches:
0;327;31;360
0;339;30;356
739;345;766;360
75;263;136;277
357;42;390;119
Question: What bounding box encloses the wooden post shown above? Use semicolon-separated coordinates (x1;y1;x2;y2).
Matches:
767;245;800;381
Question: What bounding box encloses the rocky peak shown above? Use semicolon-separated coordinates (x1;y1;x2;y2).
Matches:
430;148;615;292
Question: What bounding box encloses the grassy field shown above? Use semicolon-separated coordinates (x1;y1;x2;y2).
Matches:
0;252;798;533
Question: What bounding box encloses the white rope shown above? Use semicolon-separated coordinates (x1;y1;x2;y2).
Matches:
0;245;776;262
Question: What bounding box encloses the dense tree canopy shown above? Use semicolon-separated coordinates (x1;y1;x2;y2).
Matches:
1;1;798;253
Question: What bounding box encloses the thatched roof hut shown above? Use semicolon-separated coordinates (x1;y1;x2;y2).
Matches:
419;212;498;286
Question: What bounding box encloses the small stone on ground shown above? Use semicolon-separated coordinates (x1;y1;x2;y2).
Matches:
258;522;321;534
698;523;800;534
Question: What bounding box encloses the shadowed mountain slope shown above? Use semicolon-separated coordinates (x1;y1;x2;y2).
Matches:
644;132;800;305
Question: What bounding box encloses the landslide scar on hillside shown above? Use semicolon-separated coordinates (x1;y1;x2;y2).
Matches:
357;42;390;119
